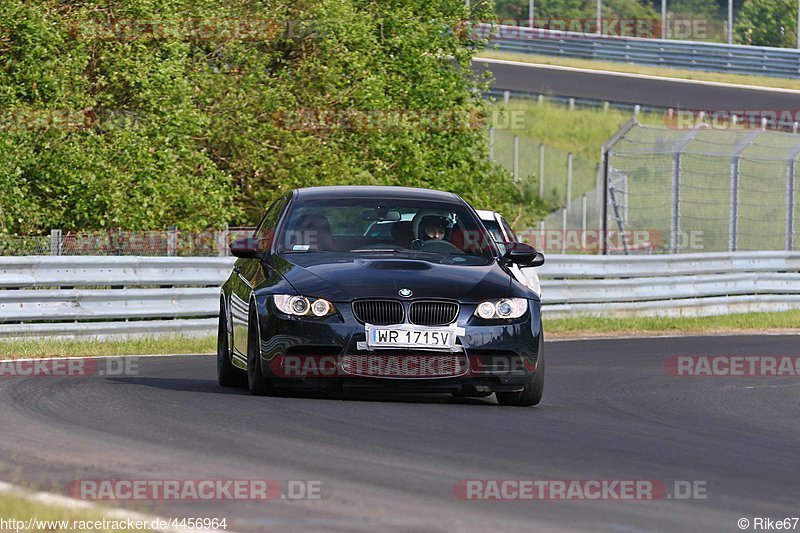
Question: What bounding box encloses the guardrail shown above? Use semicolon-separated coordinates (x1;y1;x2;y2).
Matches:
1;253;798;338
483;24;800;79
539;251;800;318
0;256;235;339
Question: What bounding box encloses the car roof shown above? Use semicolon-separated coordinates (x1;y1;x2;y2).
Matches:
475;209;499;220
294;186;460;202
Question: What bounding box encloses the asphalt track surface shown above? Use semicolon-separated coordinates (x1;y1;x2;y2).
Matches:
475;59;800;111
1;334;798;532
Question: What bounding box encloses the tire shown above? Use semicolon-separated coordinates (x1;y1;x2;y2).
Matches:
496;329;545;407
247;306;272;396
217;302;246;387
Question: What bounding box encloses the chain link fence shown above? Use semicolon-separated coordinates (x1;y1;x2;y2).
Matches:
603;122;800;255
489;126;609;254
0;227;256;257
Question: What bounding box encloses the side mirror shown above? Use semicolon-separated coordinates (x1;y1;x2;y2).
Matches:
503;242;545;267
230;237;269;259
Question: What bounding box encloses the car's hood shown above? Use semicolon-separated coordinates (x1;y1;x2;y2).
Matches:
272;253;512;303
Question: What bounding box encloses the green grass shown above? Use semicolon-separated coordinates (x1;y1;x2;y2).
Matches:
545;310;800;337
0;491;152;532
0;335;215;359
478;50;800;91
488;98;661;163
485;98;663;219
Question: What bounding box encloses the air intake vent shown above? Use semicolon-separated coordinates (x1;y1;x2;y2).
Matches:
409;301;459;326
352;300;404;325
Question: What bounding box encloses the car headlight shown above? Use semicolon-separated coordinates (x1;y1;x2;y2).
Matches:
474;298;528;319
274;295;336;317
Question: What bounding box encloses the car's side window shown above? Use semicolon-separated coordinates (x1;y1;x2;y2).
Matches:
255;196;288;246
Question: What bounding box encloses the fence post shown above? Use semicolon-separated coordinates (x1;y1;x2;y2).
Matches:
566;152;573;209
488;126;495;161
580;194;588;252
671;151;682;253
601;149;609;255
729;156;740;252
788;157;797;251
729;130;762;252
670;128;703;253
538;143;545;198
538;220;545;253
561;207;568;254
599;118;637;255
513;135;519;184
503;90;510;106
167;226;178;257
50;229;62;256
217;225;230;257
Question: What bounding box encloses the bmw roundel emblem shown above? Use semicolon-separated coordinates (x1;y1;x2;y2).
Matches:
399;288;413;297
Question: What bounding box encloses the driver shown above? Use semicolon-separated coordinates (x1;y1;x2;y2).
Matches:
423;219;447;241
420;215;450;242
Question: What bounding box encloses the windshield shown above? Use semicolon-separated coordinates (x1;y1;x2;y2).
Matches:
277;198;496;264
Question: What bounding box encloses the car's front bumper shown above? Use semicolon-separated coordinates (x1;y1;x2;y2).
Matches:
253;297;543;393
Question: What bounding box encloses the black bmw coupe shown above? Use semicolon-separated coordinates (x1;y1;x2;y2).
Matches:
218;186;545;406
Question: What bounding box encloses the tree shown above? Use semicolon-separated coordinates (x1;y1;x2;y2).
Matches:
735;0;797;47
1;0;532;234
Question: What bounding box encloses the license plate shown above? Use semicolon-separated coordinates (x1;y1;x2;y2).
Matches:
365;324;460;350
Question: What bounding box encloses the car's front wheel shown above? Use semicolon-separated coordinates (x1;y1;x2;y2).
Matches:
247;306;273;396
217;302;245;387
496;330;544;407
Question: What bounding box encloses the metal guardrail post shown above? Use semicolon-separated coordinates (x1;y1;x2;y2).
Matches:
50;229;62;256
561;207;567;254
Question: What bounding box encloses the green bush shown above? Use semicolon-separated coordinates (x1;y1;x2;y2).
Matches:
1;0;541;233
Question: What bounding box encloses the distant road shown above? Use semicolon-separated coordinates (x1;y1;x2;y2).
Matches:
475;57;800;110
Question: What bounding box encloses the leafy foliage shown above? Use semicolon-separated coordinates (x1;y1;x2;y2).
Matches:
1;0;538;233
735;0;797;47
